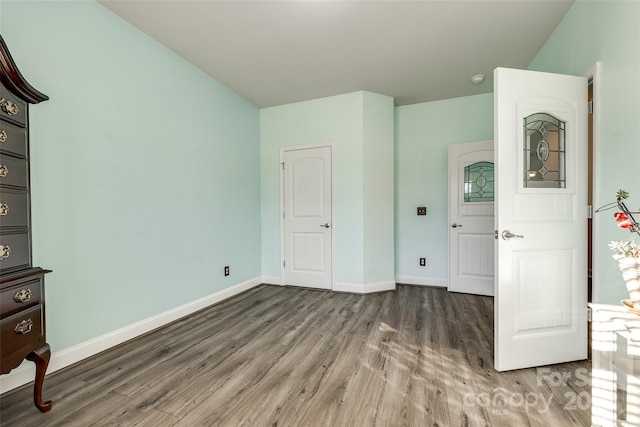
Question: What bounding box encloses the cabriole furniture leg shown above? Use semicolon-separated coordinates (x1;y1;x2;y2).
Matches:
25;343;52;412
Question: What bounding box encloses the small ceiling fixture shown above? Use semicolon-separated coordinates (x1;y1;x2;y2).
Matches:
471;74;485;85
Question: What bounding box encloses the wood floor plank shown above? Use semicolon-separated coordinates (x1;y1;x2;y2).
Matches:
270;333;371;427
0;284;591;426
51;390;179;427
169;343;294;424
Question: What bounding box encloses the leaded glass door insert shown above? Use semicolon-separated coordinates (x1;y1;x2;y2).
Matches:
523;112;565;188
464;161;494;202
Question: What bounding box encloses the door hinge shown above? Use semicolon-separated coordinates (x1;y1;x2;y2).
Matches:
587;205;593;219
281;162;285;170
282;211;285;219
587;306;592;322
283;260;285;268
588;99;593;114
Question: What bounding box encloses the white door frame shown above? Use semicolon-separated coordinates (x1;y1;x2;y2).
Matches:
280;143;336;289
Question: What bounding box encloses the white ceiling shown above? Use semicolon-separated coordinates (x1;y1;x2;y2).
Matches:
98;0;574;108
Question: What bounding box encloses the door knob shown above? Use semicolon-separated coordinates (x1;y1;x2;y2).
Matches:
501;230;524;240
451;223;462;228
320;223;330;228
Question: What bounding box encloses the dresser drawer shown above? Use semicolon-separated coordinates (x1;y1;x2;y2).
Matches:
0;304;44;374
0;232;30;271
0;120;27;159
0;87;27;127
0;153;28;189
1;277;42;318
0;190;28;228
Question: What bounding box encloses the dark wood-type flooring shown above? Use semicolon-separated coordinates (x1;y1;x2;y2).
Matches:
0;284;591;426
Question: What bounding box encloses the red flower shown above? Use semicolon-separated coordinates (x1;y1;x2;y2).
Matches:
614;212;634;229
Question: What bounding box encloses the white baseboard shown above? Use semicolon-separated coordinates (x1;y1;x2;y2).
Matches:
395;275;448;288
0;276;263;395
334;280;396;294
261;275;281;285
262;277;396;294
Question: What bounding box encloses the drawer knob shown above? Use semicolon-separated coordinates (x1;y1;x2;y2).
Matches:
0;129;6;142
13;288;32;303
0;203;8;216
0;165;7;177
14;319;33;335
0;244;11;260
0;98;19;116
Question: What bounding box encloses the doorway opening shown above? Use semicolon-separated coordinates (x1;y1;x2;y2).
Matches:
588;78;594;301
587;76;594;358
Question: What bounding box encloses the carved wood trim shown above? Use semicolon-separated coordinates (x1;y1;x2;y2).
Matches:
0;36;48;104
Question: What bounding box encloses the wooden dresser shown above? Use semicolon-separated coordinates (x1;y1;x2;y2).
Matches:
0;35;52;413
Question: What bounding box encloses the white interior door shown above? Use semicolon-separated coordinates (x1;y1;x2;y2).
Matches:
494;67;588;371
282;146;332;290
448;140;495;296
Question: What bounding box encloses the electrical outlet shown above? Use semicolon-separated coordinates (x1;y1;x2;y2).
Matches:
419;258;426;266
417;207;427;216
224;266;230;276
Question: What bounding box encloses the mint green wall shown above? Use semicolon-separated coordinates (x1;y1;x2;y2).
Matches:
395;93;494;283
2;1;261;351
363;92;395;283
5;0;632;361
260;91;395;286
528;0;640;304
261;93;364;283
